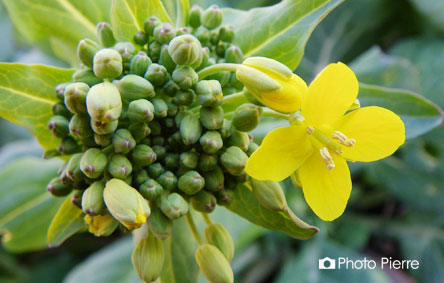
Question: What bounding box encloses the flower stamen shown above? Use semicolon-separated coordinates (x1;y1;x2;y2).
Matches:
332;131;356;147
320;147;335;170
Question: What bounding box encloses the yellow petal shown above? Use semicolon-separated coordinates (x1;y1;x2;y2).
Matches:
299;152;351;221
302;62;359;126
245;126;313;181
261;74;308;113
335;106;405;162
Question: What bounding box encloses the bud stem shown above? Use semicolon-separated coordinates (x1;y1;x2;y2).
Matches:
262;109;289;120
201;213;214;225
186;211;203;245
197;63;239;80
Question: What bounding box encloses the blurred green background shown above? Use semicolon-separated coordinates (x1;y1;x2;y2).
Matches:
1;0;444;282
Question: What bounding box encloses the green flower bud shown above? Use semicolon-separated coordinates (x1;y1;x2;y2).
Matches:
204;223;234;261
180;151;199;169
129;122;151;142
77;39;100;68
139;178;163;201
66;153;84;182
113;41;136;59
151;98;168;118
117;75;155;102
81;180;106;215
195;80;223;107
200;131;223;154
150;120;162;135
86;82;122;123
133;30;149;46
148;208;173;239
160;193;188;220
168;35;203;66
130;51;152;76
79;136;98;148
80;148;107;179
189;5;203;28
72;69;103;87
202;5;222;29
154;23;176;44
48;115;69;138
250;179;287;212
202;167;224;192
172;65;198;90
112;129;136;154
144;63;168;87
219;119;232;139
57;137;80;155
63;82;89;114
246;142;259;156
152;136;165;146
157;171;178;191
47;177;72;197
221;146;248;176
91;119;118;135
195;27;210;46
148;41;162;62
104;178;150;229
159;45;176;73
219;25;234;42
210;29;219;45
166;102;178;117
132;144;157;166
209;71;230;87
147;163;165;179
96;22;116;47
216;189;233;206
52;102;71;117
108;155;132;179
176;89;196;106
152;145;166;161
232;104;263;132
180;113;202;145
215;41;228;57
135;169;149;187
198;154;218;172
195;244;234;283
56;83;69;100
178;170;205;195
69;114;93;139
132;233;165;283
144;16;161;36
200;106;224;130
176;26;191;36
165;153;180;170
84;213;118;237
71;190;84;208
163;80;180;97
127;99;155;123
225;44;243;64
175;110;191;127
227;130;249;154
191;190;216;213
93;48;123;79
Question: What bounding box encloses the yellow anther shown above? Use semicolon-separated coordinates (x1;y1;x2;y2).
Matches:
332;131;356;147
319;147;335;170
306;126;314;134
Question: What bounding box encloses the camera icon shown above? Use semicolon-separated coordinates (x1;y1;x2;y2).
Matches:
319;257;336;269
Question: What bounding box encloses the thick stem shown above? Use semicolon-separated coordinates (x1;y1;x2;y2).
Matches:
262;109;290;120
185;212;203;245
197;63;240;80
201;213;213;226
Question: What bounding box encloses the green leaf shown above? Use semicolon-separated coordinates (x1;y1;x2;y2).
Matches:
162;0;189;27
2;0;111;64
161;217;200;283
64;237;141;283
47;192;86;248
226;183;319;240
0;63;74;150
111;0;172;42
358;83;444;139
409;0;444;32
0;157;63;253
222;0;343;70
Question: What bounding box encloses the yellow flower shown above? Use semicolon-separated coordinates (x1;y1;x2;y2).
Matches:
236;57;307;113
245;62;405;221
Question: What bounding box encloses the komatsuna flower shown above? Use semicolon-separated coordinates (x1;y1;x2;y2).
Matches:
245;62;405;221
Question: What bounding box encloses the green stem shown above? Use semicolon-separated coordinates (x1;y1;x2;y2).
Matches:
262;109;290;120
198;63;240;80
186;212;203;245
201;213;213;226
222;91;244;105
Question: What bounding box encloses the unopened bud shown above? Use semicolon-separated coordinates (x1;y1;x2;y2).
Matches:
191;190;216;213
201;5;223;29
175;89;196;106
148;41;162;62
195;80;223;107
204;224;234;261
163;80;180;97
91;119;118;135
195;27;210;46
97;22;116;47
232;104;263;132
159;45;176;72
160;193;188;220
84;213;118;236
219;25;234;42
151;98;168;118
147;163;165;179
251;179;287;212
129;122;151;142
200;106;224;130
72;69;103;87
200;131;223;154
104;178;150;229
216;190;234;206
69;114;93;138
108;155;133;179
144;63;168;86
178;170;205;195
82;180;106;215
127;99;155;123
133;30;149;46
165;153;180;170
195;244;234;283
203;167;224;192
113;129;136;154
80;148;107;179
221;146;248;176
47;177;72;197
139;178;163;201
225;44;243;64
52;102;70;117
86;82;122;123
198;154;218;172
93;48;123;79
64;82;89;114
189;5;203;28
144;16;161;36
48;115;69;138
172;65;198;89
180;151;199;169
227;129;250;151
132;233;165;282
148;208;172;239
154;23;176;44
130;51;152;76
219;119;232;139
135;169;150;187
132;144;157;166
117;75;155;102
246;142;259;156
57;137;80;155
168;35;203;66
158;171;178;191
180;113;202;145
66;153;84;182
77;39;100;68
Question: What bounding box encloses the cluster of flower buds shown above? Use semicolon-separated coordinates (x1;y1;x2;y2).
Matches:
45;4;286;283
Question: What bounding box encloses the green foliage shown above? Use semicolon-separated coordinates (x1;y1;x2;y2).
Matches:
0;157;63;252
0;63;74;150
162;0;190;27
223;0;344;69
